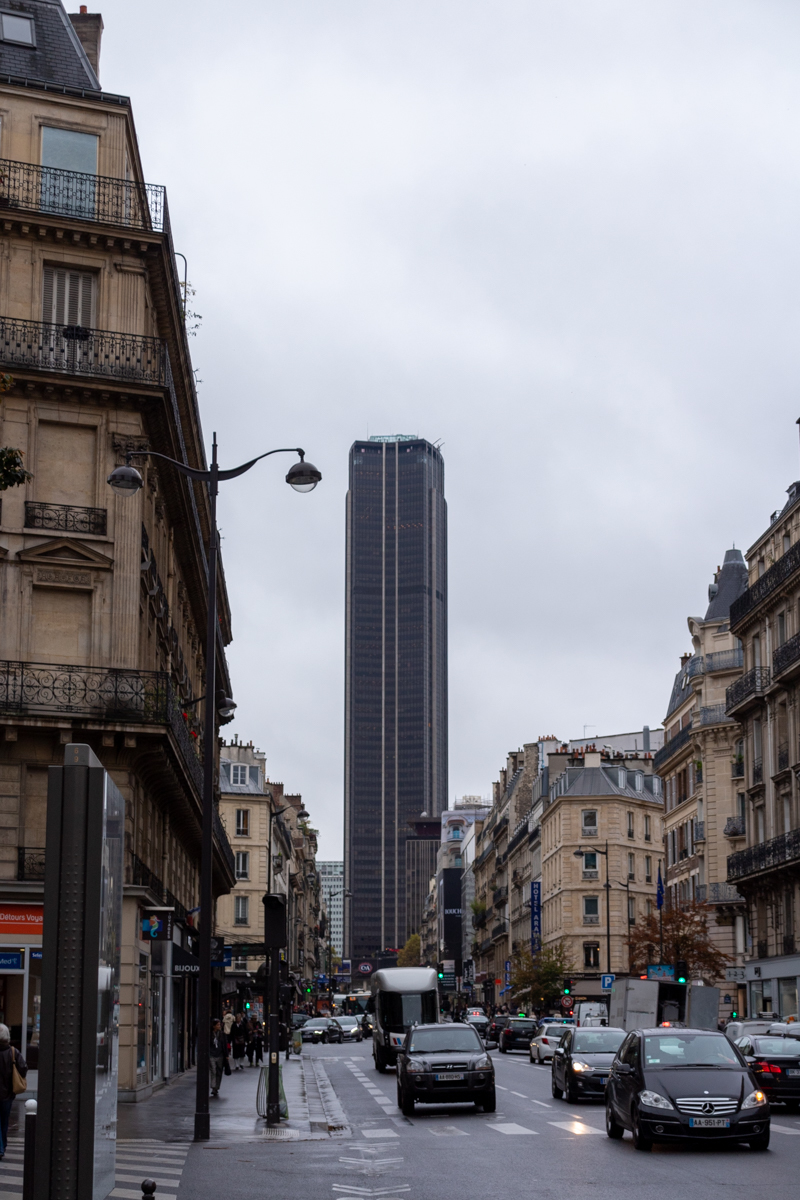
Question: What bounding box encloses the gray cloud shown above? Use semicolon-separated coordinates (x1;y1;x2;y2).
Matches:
100;0;800;855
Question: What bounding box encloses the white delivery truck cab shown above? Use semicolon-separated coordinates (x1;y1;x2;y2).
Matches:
368;967;440;1072
575;1002;608;1027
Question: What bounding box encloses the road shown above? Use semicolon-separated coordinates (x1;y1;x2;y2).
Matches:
171;1040;800;1200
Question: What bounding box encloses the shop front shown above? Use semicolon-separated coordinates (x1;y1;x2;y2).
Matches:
0;903;44;1065
747;954;800;1020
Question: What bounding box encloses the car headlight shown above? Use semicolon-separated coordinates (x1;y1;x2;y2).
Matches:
473;1054;491;1070
638;1090;674;1110
742;1090;767;1109
571;1060;590;1073
406;1060;427;1073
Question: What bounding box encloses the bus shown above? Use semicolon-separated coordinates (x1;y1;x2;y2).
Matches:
368;967;440;1071
333;991;371;1017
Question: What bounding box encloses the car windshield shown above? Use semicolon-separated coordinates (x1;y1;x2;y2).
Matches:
508;1021;537;1031
643;1034;741;1067
407;1027;483;1054
753;1038;800;1056
573;1030;625;1054
305;1019;329;1028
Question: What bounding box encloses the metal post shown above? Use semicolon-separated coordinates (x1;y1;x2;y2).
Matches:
141;1183;157;1198
267;948;281;1125
22;1099;36;1200
194;434;219;1142
604;840;611;975
20;947;29;1065
163;937;173;1082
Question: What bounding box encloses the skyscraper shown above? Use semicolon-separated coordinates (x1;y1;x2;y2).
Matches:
344;436;448;959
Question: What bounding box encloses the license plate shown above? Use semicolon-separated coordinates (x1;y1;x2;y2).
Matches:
435;1072;465;1082
597;1077;607;1085
689;1118;730;1128
787;1069;800;1077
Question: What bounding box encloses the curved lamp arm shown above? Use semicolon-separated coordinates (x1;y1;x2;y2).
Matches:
124;446;309;482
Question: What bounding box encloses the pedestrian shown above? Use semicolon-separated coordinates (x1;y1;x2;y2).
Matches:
0;1025;26;1159
245;1017;259;1067
231;1013;248;1069
209;1019;228;1097
253;1020;264;1066
222;1006;235;1052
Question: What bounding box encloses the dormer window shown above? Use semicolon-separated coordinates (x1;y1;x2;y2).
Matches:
0;13;35;46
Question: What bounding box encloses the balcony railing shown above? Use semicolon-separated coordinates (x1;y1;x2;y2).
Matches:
0;158;166;232
213;806;236;877
705;647;744;673
694;821;705;841
583;913;600;925
0;317;168;386
732;758;744;779
724;816;746;837
778;742;790;773
727;827;800;882
773;631;800;679
492;885;508;905
24;500;107;536
17;847;45;881
653;722;692;771
479;937;492;955
491;921;508;940
726;667;771;714
697;704;735;726
753;759;763;785
705;882;743;903
730;540;800;628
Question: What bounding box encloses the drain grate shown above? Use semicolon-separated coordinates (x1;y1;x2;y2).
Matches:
261;1126;301;1140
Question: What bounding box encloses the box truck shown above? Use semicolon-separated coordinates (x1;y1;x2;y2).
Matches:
609;978;719;1031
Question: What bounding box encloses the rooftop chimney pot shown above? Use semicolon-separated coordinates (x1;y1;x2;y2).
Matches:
69;10;104;80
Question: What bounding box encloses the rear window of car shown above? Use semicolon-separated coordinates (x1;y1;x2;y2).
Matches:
508;1021;536;1031
643;1034;741;1067
305;1019;328;1028
753;1038;800;1056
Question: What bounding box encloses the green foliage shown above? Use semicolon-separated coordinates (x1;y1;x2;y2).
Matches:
0;446;31;491
510;941;573;1010
397;933;421;967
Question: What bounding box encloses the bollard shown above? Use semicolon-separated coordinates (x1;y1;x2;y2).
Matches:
141;1181;157;1197
22;1098;36;1200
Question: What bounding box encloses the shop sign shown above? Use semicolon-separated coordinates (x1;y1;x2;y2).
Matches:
141;911;174;941
172;944;200;975
0;904;43;937
0;952;22;971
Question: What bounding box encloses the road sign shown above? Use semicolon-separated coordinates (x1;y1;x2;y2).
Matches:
560;995;573;1010
601;973;615;991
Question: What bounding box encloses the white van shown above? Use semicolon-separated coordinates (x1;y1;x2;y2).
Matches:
575;1002;607;1027
368;967;440;1071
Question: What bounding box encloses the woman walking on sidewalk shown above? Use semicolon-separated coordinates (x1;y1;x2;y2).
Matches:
0;1025;26;1158
209;1019;228;1098
231;1013;248;1070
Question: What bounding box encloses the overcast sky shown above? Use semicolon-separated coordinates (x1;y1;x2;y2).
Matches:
100;1;800;858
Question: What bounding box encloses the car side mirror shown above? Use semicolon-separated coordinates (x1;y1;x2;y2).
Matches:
615;1062;633;1075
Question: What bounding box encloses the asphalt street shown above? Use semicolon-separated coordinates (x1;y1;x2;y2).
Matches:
171;1041;800;1200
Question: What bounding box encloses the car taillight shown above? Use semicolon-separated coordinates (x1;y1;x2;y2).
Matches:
756;1061;781;1074
542;1037;549;1045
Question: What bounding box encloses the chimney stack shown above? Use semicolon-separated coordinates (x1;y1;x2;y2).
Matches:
69;9;104;81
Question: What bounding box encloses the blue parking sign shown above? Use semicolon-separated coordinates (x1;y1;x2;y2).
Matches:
601;973;615;991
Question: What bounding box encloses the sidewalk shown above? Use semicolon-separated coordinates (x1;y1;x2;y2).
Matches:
115;1054;350;1143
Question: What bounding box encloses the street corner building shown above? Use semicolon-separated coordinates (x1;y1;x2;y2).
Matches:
343;435;448;961
0;1;237;1098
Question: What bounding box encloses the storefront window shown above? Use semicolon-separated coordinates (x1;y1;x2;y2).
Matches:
779;977;798;1021
751;980;774;1016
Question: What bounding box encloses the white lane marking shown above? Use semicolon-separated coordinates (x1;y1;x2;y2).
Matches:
548;1121;604;1135
496;1085;508;1091
531;1100;551;1108
511;1091;528;1098
771;1123;800;1135
489;1123;539;1135
428;1126;468;1136
362;1129;399;1138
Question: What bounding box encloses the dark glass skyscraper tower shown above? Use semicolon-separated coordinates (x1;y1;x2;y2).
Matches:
344;435;448;960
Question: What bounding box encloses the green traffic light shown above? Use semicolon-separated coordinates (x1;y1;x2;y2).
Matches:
731;1011;738;1019
437;972;444;979
564;987;570;995
677;976;687;984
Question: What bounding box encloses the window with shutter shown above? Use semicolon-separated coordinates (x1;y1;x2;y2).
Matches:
42;266;95;328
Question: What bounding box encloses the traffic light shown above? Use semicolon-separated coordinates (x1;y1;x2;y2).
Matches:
438;969;444;980
675;960;688;984
305;986;312;994
562;978;572;995
731;1010;738;1020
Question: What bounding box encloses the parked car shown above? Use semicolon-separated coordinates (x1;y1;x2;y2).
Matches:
292;1012;309;1029
605;1027;770;1151
465;1012;490;1039
724;1019;782;1043
530;1020;575;1063
336;1016;364;1043
551;1026;626;1101
396;1022;495;1115
301;1017;344;1044
734;1033;800;1109
499;1018;538;1054
486;1015;510;1045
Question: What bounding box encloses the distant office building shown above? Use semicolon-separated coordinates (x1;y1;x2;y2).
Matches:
318;862;345;957
344;435;448;958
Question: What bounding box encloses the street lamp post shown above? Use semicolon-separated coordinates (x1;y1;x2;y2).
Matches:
614;878;633;974
108;435;321;1141
322;888;351;993
574;841;611;975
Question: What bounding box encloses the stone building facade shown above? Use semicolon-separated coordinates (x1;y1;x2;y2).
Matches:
0;3;236;1099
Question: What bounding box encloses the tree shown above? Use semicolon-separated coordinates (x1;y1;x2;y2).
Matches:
628;901;731;981
397;933;421;967
0;376;31;492
510;942;573;1012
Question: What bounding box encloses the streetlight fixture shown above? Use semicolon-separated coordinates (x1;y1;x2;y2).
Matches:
574;842;611;974
107;433;321;1142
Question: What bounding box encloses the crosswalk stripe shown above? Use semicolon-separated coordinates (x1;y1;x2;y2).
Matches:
548;1120;604;1135
489;1123;538;1135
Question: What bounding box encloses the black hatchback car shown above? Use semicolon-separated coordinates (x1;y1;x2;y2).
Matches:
499;1018;538;1054
606;1028;770;1151
552;1026;626;1101
734;1033;800;1109
396;1023;496;1115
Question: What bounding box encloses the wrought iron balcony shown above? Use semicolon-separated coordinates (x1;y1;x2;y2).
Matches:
24;500;106;536
778;742;790;773
753;758;763;785
213;806;236;876
0;158;166;232
724;816;746;837
732;758;744;779
730;540;800;629
697;704;735;726
17;847;45;881
725;667;770;715
491;921;508;940
653;722;693;771
130;852;165;899
0;317;168;386
727;826;800;882
706;882;743;903
773;631;800;679
492;885;508;905
705;647;744;673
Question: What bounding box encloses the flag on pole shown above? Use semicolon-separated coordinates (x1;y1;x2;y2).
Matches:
656;863;664;910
